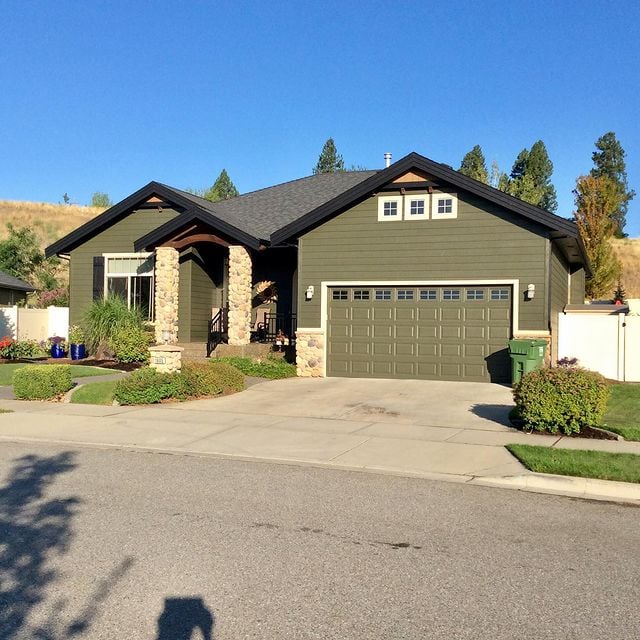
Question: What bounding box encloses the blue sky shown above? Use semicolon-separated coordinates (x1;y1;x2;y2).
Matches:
2;1;639;234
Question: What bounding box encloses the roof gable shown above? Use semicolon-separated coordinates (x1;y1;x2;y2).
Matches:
270;152;581;244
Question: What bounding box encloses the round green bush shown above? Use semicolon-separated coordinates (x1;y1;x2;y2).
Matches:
181;362;223;397
13;365;74;400
109;326;151;364
207;361;245;392
114;368;190;405
513;366;610;435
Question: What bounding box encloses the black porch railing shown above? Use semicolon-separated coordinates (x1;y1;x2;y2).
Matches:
255;312;298;345
207;308;227;357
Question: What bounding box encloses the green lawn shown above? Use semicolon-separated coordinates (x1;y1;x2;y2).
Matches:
212;356;296;379
507;444;640;484
71;380;118;405
0;363;117;386
604;384;640;441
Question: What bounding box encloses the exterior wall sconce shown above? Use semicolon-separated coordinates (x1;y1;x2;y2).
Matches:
526;284;536;300
305;285;314;300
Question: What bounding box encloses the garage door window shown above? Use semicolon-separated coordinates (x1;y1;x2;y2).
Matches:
443;289;461;300
397;289;415;300
491;288;510;300
332;290;348;300
375;290;392;300
353;290;370;300
466;289;485;300
420;289;437;300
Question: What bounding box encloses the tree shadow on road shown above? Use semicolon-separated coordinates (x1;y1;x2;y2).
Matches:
0;451;80;639
156;597;215;639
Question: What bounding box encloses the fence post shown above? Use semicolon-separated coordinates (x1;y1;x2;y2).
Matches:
619;312;626;382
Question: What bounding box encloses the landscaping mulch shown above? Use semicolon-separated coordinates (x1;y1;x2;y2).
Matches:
510;416;620;440
1;357;142;372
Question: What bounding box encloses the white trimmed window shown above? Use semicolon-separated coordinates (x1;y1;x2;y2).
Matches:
104;253;154;320
431;193;458;219
404;194;428;220
377;196;403;221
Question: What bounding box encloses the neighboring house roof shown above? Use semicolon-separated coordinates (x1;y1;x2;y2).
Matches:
45;152;588;269
0;269;35;292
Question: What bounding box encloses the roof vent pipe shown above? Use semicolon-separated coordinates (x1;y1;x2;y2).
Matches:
384;152;392;168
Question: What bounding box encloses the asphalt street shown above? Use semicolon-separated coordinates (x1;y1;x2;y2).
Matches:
0;440;638;640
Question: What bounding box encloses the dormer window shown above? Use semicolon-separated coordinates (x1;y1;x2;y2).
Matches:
431;193;458;219
377;195;403;221
404;195;428;220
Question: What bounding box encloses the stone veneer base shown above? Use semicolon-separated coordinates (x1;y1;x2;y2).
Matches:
149;345;184;374
295;328;325;377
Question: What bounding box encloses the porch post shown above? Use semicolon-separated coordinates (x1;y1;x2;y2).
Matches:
154;246;180;344
227;245;252;346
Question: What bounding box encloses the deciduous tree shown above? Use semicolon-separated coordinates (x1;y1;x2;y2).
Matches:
91;192;112;208
573;175;622;299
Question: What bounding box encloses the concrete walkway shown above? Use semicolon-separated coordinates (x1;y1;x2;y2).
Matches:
0;377;638;503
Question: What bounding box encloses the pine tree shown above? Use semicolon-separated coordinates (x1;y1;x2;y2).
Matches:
590;131;635;237
613;279;626;303
313;138;345;174
459;145;489;183
500;141;557;211
573;174;622;299
204;169;239;202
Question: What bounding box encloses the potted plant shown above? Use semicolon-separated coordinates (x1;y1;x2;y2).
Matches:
68;325;86;360
49;336;67;359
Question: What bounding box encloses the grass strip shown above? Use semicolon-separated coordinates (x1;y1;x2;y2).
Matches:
212;356;296;379
506;444;640;484
70;380;118;405
603;384;640;441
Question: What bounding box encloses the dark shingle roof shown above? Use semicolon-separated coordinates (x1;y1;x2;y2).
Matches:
0;269;35;292
161;171;379;241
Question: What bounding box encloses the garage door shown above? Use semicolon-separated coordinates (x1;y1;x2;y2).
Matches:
327;286;511;382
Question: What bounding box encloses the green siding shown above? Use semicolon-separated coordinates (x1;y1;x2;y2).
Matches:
570;267;586;304
69;208;179;324
297;191;549;331
189;257;216;341
178;259;192;342
549;244;570;362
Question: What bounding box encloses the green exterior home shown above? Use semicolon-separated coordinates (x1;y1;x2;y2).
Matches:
46;152;588;383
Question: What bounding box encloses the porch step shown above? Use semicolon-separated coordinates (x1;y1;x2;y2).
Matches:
177;342;208;359
212;343;287;359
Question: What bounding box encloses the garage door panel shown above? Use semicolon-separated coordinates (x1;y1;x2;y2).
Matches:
330;307;350;321
441;326;462;339
328;286;512;382
351;325;371;338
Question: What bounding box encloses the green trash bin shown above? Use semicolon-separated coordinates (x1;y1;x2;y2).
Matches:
508;339;547;384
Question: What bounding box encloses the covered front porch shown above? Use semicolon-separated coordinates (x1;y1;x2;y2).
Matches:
135;215;298;358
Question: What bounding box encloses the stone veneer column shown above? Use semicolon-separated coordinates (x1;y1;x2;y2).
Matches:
295;329;325;377
227;245;252;346
154;246;180;344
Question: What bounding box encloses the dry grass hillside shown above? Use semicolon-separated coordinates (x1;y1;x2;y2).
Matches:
612;238;640;298
0;200;104;249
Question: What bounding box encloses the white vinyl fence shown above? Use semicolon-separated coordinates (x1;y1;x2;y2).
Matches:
0;306;69;342
558;307;640;382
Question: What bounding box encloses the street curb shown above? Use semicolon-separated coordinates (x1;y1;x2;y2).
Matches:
471;472;640;504
1;433;638;505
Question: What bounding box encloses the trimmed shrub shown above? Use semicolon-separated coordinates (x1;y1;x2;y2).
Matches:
213;356;296;379
109;326;151;364
181;363;224;398
113;368;190;405
207;361;245;392
513;366;610;435
13;365;73;400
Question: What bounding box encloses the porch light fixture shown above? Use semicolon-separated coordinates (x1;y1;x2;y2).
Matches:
162;329;172;344
305;285;314;300
526;284;535;300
